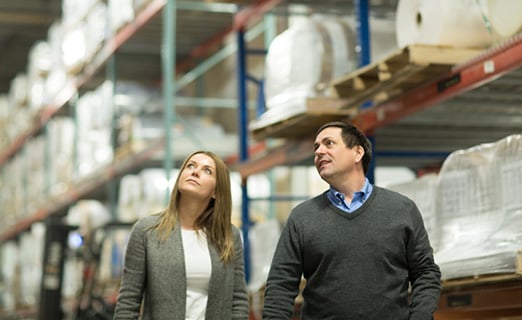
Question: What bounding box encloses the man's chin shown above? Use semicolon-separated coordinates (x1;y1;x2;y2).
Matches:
319;170;331;180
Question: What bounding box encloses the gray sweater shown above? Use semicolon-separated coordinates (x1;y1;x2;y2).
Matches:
263;187;441;320
113;215;249;320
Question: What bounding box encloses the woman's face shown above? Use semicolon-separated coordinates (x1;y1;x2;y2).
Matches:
178;153;217;201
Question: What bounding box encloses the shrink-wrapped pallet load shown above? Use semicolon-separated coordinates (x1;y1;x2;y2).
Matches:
262;15;357;121
434;134;522;279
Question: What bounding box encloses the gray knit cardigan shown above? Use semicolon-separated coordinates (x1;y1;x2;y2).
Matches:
113;214;249;320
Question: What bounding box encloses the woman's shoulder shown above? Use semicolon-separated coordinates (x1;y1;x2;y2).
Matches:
133;213;162;230
231;224;242;237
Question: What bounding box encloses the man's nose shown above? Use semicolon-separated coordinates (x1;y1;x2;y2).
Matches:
314;145;325;155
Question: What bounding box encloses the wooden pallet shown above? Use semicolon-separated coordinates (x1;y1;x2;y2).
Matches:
330;44;484;108
248;45;483;141
441;251;522;289
114;140;147;160
249;97;358;140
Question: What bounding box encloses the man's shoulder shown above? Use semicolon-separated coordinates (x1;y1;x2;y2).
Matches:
292;192;329;213
372;186;417;210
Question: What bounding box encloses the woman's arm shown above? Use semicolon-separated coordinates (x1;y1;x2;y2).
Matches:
113;220;148;319
231;226;249;320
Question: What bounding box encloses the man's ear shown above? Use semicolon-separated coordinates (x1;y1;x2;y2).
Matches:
355;145;365;163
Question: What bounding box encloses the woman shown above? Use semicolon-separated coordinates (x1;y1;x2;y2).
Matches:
113;151;249;320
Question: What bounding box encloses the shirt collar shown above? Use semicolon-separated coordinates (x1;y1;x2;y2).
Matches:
327;178;373;200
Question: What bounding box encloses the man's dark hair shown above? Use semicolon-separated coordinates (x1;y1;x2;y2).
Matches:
315;121;373;174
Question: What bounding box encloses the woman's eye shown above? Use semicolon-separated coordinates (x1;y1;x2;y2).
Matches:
187;163;195;169
205;168;212;175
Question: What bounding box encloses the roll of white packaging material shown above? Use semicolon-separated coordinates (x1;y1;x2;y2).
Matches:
264;14;357;111
396;0;504;48
488;0;522;37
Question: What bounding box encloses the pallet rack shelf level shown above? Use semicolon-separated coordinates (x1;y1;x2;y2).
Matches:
0;137;165;243
238;34;522;178
0;0;167;168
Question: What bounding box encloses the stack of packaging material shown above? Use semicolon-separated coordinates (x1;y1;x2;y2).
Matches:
117;169;179;223
435;134;522;279
75;81;115;179
387;174;439;251
0;223;45;311
388;134;522;280
257;14;357;128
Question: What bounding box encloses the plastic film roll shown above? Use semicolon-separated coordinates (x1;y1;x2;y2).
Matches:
396;0;522;49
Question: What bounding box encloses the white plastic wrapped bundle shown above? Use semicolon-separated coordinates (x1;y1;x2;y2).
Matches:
117;174;143;222
62;0;99;27
25;137;46;208
8;73;28;107
248;219;281;293
435;134;522;279
47;21;66;69
108;0;135;34
138;168;180;217
396;0;522;49
263;14;356;115
387;173;439;250
27;42;52;112
434;141;500;255
490;134;522;243
44;66;68;104
66;200;112;236
27;41;53;78
47;117;75;195
1;241;19;312
61;23;88;73
18;224;45;306
75;82;115;178
0;95;8;150
85;2;108;61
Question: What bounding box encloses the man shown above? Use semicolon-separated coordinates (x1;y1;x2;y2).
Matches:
262;121;441;320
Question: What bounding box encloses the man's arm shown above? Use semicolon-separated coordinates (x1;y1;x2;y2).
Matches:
262;215;304;319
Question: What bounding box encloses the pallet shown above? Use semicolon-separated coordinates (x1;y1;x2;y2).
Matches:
441;251;522;289
114;140;147;160
248;45;483;141
249;97;358;140
330;44;484;108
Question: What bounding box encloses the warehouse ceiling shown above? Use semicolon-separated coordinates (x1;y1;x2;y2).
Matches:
0;0;520;174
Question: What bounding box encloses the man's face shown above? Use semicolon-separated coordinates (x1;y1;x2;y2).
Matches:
313;127;362;183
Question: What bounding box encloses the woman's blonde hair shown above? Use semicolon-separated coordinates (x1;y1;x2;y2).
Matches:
153;150;235;263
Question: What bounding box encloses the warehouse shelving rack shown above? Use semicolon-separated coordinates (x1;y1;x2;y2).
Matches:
0;0;265;242
236;32;522;177
0;0;270;318
231;1;522;319
0;0;521;318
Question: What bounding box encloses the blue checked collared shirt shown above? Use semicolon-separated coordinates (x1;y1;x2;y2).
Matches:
326;178;373;213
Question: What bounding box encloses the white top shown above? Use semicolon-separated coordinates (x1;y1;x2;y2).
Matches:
181;228;212;320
